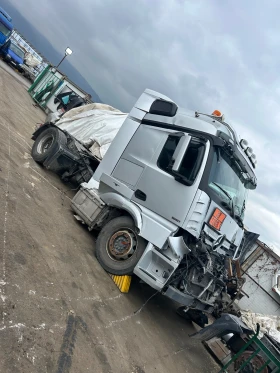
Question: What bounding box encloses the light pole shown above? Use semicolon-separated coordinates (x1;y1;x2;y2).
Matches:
56;47;73;69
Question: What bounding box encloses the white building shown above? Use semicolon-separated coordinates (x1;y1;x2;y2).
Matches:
239;237;280;316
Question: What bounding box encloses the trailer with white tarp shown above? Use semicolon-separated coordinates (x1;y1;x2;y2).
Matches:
31;103;128;185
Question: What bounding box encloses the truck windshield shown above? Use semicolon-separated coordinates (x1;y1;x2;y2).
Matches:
0;21;11;37
208;149;248;219
9;43;25;59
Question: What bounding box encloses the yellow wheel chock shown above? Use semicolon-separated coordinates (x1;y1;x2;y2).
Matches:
109;274;132;293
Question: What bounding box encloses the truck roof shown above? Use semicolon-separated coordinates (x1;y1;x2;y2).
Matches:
0;6;12;22
0;8;13;30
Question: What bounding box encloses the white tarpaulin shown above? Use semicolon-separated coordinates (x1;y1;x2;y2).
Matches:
56;103;127;160
25;53;40;67
241;310;280;342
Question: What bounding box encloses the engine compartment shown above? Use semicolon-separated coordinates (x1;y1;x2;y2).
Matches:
166;230;243;316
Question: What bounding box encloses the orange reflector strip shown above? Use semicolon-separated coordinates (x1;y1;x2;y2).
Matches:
209;208;226;230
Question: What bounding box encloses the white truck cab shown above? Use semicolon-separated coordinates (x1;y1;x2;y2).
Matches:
71;89;257;317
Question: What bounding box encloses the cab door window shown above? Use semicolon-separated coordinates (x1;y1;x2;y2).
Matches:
158;135;205;185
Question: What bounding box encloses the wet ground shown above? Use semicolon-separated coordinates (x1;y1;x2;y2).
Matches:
0;63;219;373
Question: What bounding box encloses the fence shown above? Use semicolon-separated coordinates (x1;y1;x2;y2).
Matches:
28;65;64;110
28;64;91;114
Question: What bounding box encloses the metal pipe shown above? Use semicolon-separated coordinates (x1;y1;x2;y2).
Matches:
198;279;214;299
56;54;67;69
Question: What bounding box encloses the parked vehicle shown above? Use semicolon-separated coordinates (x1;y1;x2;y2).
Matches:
0;7;13;47
19;53;41;82
20;64;36;82
54;91;86;114
31;89;257;323
35;90;87;125
0;40;25;70
31;102;121;184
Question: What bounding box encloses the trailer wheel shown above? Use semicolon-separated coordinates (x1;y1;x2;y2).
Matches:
95;216;146;275
31;127;66;163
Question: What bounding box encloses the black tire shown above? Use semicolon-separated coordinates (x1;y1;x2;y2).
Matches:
176;307;208;328
31;127;66;163
176;307;192;321
95;216;146;275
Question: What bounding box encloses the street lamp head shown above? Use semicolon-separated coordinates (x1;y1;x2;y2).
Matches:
65;47;72;56
56;47;73;69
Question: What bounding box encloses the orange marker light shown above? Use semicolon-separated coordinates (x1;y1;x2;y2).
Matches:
212;110;222;117
209;208;226;230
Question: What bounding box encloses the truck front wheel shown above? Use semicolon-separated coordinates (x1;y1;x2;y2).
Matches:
31;127;66;163
95;216;146;275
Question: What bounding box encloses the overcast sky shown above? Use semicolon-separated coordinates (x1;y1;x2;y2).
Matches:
7;0;280;253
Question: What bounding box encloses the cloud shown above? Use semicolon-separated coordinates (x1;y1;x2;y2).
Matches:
6;0;280;253
246;194;280;254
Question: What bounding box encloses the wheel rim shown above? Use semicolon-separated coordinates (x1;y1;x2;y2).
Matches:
106;229;137;261
235;351;268;373
37;134;54;154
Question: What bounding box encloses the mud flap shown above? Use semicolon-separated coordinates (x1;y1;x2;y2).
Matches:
190;313;254;341
31;123;53;140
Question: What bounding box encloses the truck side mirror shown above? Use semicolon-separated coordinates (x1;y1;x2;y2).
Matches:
171;134;191;172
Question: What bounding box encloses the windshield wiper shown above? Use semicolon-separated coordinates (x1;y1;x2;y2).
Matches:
241;200;246;216
212;182;232;202
212;182;235;218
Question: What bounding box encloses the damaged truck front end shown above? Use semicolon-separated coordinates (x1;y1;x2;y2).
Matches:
67;89;257;318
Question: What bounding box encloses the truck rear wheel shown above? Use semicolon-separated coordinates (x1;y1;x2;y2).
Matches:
31;127;66;163
95;216;146;275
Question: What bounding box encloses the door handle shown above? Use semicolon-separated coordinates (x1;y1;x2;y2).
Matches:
135;189;146;201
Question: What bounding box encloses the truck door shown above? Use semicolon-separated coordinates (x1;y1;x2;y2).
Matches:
129;128;209;226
